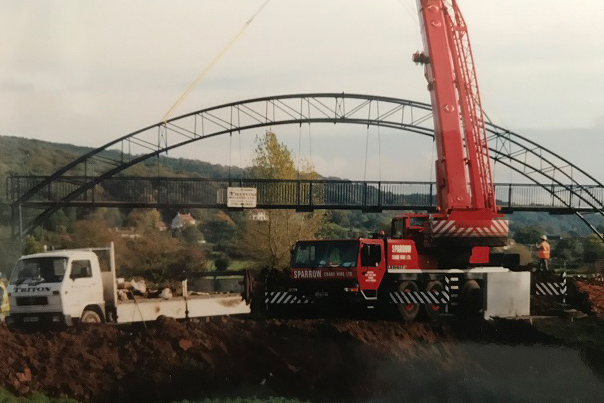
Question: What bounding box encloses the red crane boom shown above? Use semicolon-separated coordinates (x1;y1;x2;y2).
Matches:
395;0;508;268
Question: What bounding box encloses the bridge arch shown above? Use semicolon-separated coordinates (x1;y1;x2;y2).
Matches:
11;93;604;239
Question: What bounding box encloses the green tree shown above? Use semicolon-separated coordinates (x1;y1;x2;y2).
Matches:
582;234;604;264
126;208;162;231
46;209;76;233
178;224;204;245
21;234;45;255
202;211;237;246
85;207;124;228
511;224;544;245
240;131;324;269
318;222;350;239
556;236;583;266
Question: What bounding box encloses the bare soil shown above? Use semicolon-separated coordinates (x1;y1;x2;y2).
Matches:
0;317;467;403
1;279;604;403
574;280;604;318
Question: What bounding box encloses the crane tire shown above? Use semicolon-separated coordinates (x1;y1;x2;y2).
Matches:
397;281;420;322
460;280;483;316
424;281;444;321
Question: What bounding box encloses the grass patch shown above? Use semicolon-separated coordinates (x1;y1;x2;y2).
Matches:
0;389;78;403
174;398;311;403
206;260;256;271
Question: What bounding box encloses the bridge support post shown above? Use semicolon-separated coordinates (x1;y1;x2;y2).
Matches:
11;203;23;243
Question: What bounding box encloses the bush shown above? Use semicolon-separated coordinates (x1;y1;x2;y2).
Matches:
214;253;231;271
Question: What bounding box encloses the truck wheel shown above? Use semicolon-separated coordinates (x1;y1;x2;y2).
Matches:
397;281;420;321
80;309;102;324
424;281;444;321
460;280;483;316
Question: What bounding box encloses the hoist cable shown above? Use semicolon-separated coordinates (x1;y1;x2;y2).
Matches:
429;136;435;183
363;125;370;182
297;124;302;179
308;122;312;169
161;0;271;123
228;133;233;181
238;131;243;180
396;0;422;49
377;103;382;182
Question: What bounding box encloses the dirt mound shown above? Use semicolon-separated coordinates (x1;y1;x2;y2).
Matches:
575;280;604;318
0;318;462;403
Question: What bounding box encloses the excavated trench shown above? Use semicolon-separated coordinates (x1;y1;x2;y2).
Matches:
1;279;604;403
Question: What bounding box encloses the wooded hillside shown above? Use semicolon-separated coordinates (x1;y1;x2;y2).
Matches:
0;134;602;276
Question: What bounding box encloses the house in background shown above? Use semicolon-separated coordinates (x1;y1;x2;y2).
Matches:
171;213;197;230
111;227;142;239
250;210;268;222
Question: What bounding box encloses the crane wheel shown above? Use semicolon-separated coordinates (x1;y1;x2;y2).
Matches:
397;281;420;322
424;281;444;321
460;280;483;316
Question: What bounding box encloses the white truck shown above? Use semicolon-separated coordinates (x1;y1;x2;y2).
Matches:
6;243;251;327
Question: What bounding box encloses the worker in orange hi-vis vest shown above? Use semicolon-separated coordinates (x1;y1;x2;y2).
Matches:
535;235;551;271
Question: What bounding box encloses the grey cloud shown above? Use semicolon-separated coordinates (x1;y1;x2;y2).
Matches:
0;80;35;92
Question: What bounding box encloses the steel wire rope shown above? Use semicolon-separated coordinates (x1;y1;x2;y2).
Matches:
363;109;371;182
161;0;271;124
239;131;243;181
308;116;313;173
429;135;436;204
395;0;422;49
297;123;302;180
378;103;382;182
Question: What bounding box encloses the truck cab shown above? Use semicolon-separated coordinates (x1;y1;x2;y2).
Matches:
265;238;390;305
7;250;105;326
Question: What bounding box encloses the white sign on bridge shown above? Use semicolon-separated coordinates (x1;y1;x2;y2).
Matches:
226;187;257;208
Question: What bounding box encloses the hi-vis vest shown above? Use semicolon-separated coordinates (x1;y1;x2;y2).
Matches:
537;241;551;259
0;283;8;313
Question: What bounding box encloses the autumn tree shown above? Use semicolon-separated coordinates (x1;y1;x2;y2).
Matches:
117;232;206;281
239;131;324;269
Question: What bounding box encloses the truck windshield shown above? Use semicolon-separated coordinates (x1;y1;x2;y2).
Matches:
292;240;358;268
10;257;68;285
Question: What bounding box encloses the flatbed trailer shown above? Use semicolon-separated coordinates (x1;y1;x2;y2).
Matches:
7;243;250;327
115;293;250;324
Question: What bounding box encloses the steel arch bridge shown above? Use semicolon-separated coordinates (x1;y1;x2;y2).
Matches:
10;93;604;240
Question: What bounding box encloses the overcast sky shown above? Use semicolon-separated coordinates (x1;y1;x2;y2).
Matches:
2;0;603;182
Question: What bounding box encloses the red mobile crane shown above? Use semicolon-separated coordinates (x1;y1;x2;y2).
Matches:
392;0;508;268
265;0;528;321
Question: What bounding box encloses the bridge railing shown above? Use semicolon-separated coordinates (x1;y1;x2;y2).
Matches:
7;176;604;212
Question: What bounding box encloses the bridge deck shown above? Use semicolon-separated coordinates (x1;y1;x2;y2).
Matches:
8;176;603;213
